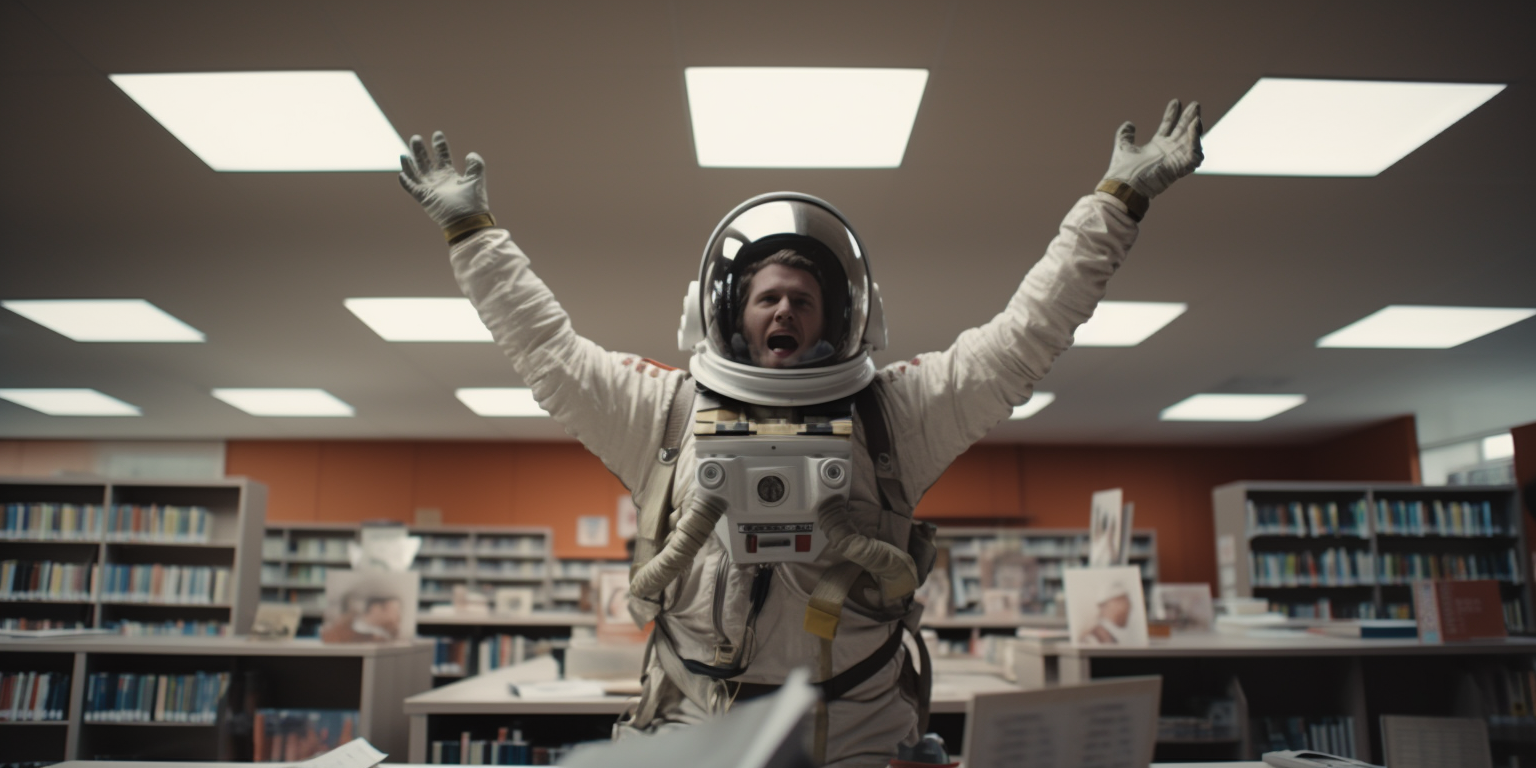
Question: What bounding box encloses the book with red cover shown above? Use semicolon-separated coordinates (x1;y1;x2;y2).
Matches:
1414;579;1507;643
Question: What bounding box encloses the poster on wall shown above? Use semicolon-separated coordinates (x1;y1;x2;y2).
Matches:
1063;566;1148;647
577;515;611;548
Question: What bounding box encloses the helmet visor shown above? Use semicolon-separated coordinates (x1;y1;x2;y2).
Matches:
699;194;871;369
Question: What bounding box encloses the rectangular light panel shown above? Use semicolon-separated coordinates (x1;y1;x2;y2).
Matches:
1160;394;1306;422
110;71;407;172
1317;305;1535;349
1010;392;1055;420
1483;433;1514;461
3;299;204;342
1073;301;1187;347
344;298;493;342
456;388;549;417
686;67;929;168
1198;78;1505;176
213;388;354;417
0;389;141;416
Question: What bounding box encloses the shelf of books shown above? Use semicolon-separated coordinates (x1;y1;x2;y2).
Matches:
1213;481;1529;629
0;635;430;762
934;526;1159;619
1;476;265;639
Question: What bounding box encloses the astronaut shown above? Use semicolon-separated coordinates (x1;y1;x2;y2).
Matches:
399;97;1203;767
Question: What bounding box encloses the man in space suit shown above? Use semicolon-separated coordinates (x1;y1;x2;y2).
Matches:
399;97;1203;767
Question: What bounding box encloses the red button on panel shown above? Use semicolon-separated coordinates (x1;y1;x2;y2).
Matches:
795;534;811;552
746;534;758;553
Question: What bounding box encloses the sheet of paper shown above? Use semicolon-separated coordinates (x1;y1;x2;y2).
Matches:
290;737;386;768
964;676;1160;768
509;679;612;699
577;515;611;547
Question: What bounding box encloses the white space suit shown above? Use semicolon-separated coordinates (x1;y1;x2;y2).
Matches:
400;97;1202;768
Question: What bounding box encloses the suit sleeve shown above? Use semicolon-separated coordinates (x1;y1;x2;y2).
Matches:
879;193;1140;499
448;228;684;490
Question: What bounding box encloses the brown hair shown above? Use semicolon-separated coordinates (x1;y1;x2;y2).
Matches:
735;249;824;312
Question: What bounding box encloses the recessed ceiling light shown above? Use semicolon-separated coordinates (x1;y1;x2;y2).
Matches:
1160;394;1306;422
685;67;929;168
109;71;406;172
1009;392;1056;420
1198;78;1505;176
1482;433;1514;461
344;298;493;342
1316;305;1535;349
456;388;549;417
1073;301;1187;347
0;389;142;416
2;299;204;342
212;388;354;417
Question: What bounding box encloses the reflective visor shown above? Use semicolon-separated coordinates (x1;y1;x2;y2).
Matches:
698;193;872;369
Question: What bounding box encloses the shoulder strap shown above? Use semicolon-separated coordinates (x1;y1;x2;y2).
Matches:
630;375;694;589
851;379;911;516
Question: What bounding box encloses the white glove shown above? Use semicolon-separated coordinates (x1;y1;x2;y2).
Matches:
398;131;491;235
1102;99;1204;205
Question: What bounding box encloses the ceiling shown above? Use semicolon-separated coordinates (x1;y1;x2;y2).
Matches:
1;0;1532;448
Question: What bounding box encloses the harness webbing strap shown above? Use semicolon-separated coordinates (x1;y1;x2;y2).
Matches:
631;376;695;583
804;561;865;641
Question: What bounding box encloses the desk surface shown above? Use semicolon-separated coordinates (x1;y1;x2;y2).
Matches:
405;656;1017;716
1059;633;1536;658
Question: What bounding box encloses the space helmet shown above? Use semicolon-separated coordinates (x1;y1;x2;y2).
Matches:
678;192;887;406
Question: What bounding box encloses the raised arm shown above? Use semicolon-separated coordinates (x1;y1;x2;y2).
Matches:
398;132;681;489
880;100;1204;496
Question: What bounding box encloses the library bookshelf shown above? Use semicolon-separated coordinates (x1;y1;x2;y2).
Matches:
1;476;265;637
1053;633;1536;765
0;635;430;762
1213;482;1530;628
935;526;1158;617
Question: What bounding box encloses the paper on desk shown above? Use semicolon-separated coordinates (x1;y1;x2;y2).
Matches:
509;680;611;699
964;676;1160;768
289;737;385;768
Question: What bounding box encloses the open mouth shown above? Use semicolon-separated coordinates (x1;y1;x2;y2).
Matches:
766;334;799;356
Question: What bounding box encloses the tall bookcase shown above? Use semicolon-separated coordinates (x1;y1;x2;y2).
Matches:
1;476;265;636
1212;481;1529;628
935;526;1159;617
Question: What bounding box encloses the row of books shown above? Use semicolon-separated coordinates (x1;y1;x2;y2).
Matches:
288;537;350;559
473;562;545;577
1;671;69;721
1461;663;1536;718
476;536;544;554
105;504;212;543
107;619;230;636
430;636;470;675
0;503;213;542
1;560;95;600
0;618;86;630
1252;716;1357;759
253;708;358;761
283;564;331;585
82;671;229;723
1377;550;1519;584
100;564;231;604
1246;500;1368;538
429;729;569;765
1270;597;1377;620
2;503;102;540
1375;498;1502;537
1249;548;1375;587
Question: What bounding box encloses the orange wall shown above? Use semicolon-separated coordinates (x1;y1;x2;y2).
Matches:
173;415;1434;583
225;440;630;559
